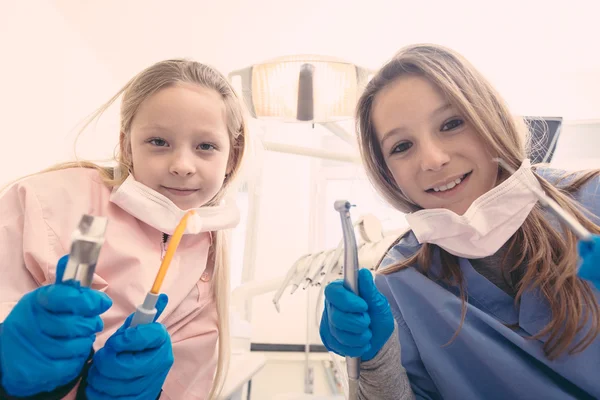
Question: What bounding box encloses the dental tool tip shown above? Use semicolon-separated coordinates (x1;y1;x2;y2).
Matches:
334;200;354;212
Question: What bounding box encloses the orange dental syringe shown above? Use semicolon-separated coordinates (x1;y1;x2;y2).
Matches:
130;210;198;327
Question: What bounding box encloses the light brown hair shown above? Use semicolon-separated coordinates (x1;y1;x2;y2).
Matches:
356;43;600;360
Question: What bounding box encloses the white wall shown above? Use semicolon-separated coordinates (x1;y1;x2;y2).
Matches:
0;1;121;186
552;121;600;170
477;65;600;122
247;122;319;342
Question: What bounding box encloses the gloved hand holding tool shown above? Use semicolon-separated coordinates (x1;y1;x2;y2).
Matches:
84;210;198;399
0;215;111;397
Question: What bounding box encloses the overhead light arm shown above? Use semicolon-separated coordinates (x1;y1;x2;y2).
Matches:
320;121;357;149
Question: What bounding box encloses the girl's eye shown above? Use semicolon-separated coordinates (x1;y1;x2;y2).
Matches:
391;142;413;155
441;118;464;131
198;143;216;151
148;138;168;147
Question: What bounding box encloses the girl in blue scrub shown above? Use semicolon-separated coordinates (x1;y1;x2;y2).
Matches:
320;44;600;400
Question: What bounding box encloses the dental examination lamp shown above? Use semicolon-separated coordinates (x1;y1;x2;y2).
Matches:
228;54;373;150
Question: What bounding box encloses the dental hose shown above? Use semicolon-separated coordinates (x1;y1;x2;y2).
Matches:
334;200;360;400
130;210;198;328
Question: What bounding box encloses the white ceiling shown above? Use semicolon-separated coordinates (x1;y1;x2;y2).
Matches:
51;0;600;78
44;0;600;120
2;0;599;124
0;0;599;186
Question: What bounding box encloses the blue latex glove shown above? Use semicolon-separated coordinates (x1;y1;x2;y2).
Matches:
0;255;112;397
85;293;174;400
578;234;600;290
320;268;395;361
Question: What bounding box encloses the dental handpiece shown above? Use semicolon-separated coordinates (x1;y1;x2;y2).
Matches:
61;214;108;287
334;200;360;400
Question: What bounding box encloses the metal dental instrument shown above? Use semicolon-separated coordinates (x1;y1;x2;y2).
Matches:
290;252;322;295
309;249;337;287
494;158;593;242
303;251;329;289
334;200;360;400
273;254;311;312
318;241;344;284
315;248;344;328
62;215;108;287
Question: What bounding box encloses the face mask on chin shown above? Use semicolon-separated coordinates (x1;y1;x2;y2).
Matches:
405;159;539;259
110;173;240;235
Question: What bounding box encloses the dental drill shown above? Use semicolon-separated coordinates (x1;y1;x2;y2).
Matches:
334;200;360;400
316;214;380;288
61;214;108;287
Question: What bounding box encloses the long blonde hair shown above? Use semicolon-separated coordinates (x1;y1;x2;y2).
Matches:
356;43;600;360
18;59;247;398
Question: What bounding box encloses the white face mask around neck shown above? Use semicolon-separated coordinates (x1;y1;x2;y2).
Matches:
109;173;240;235
404;159;539;259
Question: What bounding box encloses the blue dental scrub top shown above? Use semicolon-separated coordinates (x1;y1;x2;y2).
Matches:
375;168;600;400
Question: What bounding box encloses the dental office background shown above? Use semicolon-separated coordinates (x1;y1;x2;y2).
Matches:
1;1;599;398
